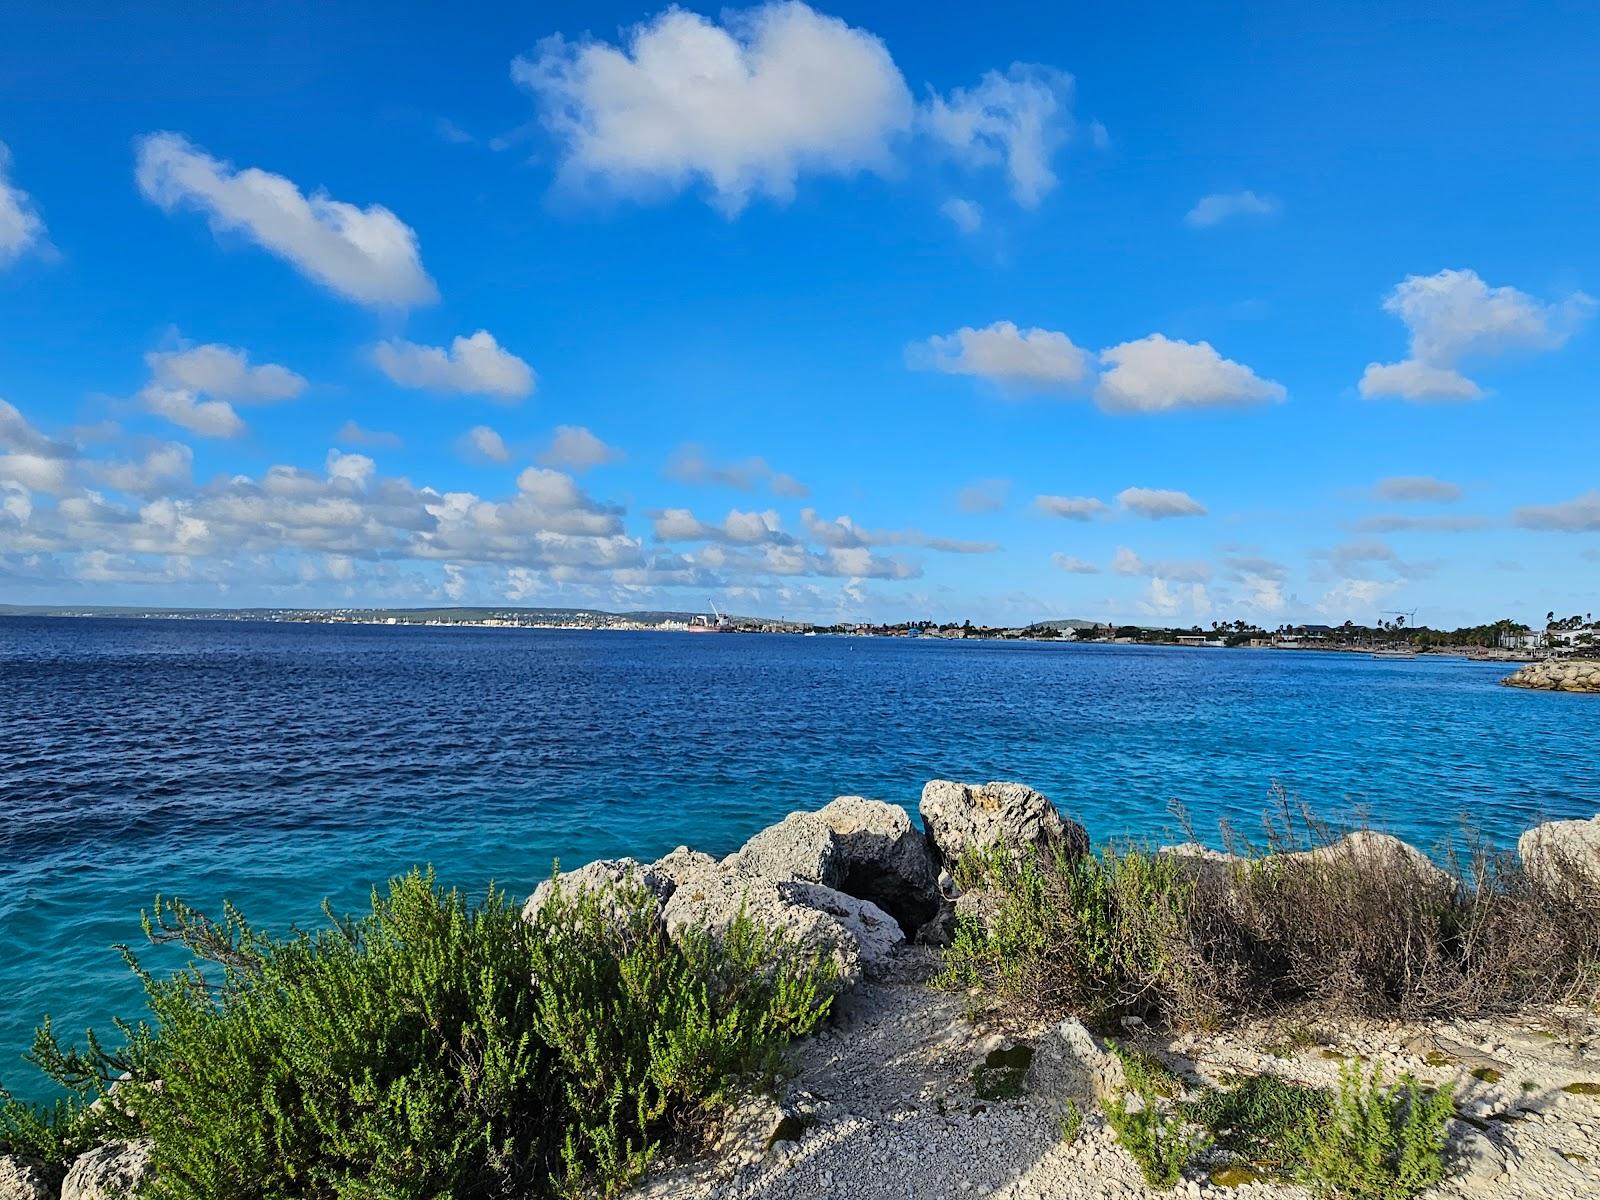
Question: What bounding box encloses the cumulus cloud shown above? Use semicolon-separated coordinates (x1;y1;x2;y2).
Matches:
1096;334;1285;413
798;507;997;554
460;425;511;464
1112;546;1211;582
514;2;913;216
135;132;437;307
1317;578;1401;619
653;506;793;546
1359;269;1594;401
538;425;623;472
1512;490;1600;533
335;420;402;449
1184;190;1278;228
922;64;1073;207
1051;553;1098;574
940;198;982;233
148;343;306;402
0;142;48;267
140;387;246;438
912;321;1092;391
1138;578;1211;621
1034;494;1107;521
1117;487;1207;520
372;331;535;400
956;478;1009;513
90;442;193;497
665;444;808;497
1373;475;1461;503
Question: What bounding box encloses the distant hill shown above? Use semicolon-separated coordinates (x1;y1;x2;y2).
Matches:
1027;618;1102;632
0;604;767;627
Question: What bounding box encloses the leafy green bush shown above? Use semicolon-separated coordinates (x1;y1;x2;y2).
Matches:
1292;1063;1453;1200
1104;1089;1208;1189
0;869;835;1199
1183;1071;1329;1174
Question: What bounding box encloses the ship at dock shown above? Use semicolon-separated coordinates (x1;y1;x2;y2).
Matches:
686;600;735;633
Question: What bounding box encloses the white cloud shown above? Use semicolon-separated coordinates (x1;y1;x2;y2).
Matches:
940;197;982;233
135;132;437;307
666;444;808;497
1117;487;1207;520
0;452;72;493
138;387;246;438
1512;490;1600;533
148;343;306;402
1112;545;1211;582
798;507;997;554
1034;494;1107;521
1184;190;1278;228
1137;578;1211;621
913;321;1092;391
460;425;511;464
956;478;1009;513
1051;553;1098;574
335;420;402;449
325;449;376;489
922;64;1073;207
514;2;913;216
1356;514;1489;533
1373;475;1461;503
1096;334;1285;413
91;442;193;497
1317;578;1401;619
1359;269;1594;401
538;425;623;472
0;141;48;267
372;331;535;400
654;506;792;546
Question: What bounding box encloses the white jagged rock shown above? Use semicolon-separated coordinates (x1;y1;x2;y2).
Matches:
60;1139;154;1200
725;811;843;888
919;780;1088;866
522;856;675;924
814;796;942;934
0;1155;52;1200
1519;815;1600;894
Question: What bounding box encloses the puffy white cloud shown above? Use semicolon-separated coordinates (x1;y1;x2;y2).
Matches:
1373;475;1462;503
653;507;793;546
912;321;1092;391
334;420;402;449
1096;334;1285;413
140;387;246;438
326;449;376;489
1317;578;1401;619
0;452;72;493
1512;490;1600;533
665;444;808;497
372;331;535;400
940;198;982;233
91;442;193;497
460;425;512;464
514;2;913;216
538;425;623;472
1137;578;1211;621
798;507;997;554
135;132;436;307
922;64;1073;207
1184;190;1278;228
1117;487;1207;520
1034;494;1107;521
147;343;306;402
1112;545;1211;582
1051;553;1098;574
0;141;48;267
956;478;1009;513
1359;269;1594;401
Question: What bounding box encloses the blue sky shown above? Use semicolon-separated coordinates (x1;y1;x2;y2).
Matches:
1;1;1597;626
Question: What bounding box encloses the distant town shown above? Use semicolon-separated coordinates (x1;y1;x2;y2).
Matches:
2;604;1594;659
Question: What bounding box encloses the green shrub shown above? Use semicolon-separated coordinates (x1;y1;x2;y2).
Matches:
1292;1063;1453;1200
1104;1089;1208;1189
1183;1071;1329;1174
0;868;835;1200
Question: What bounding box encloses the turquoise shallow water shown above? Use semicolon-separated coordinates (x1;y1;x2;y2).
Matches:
2;615;1597;1098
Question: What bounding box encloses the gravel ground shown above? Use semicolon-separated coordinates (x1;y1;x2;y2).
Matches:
631;953;1600;1200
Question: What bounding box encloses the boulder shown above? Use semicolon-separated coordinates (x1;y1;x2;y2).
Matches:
522;857;675;925
919;780;1088;867
1289;831;1454;893
1025;1017;1126;1105
0;1155;52;1200
1519;815;1600;894
61;1140;154;1200
659;850;902;986
725;812;843;888
814;796;942;934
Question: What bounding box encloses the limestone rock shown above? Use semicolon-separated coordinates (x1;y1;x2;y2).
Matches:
919;780;1087;866
659;852;902;986
0;1155;52;1200
1026;1017;1125;1105
1519;815;1600;894
522;857;675;924
61;1140;154;1200
1289;830;1453;892
1502;659;1600;693
1443;1119;1506;1190
814;796;942;934
726;812;843;888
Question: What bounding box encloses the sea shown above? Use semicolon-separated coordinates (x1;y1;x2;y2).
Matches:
2;615;1597;1099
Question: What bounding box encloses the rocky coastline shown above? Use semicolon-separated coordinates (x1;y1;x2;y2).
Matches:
1502;659;1600;693
6;782;1600;1199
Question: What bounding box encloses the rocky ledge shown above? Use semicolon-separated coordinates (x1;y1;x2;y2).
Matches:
1502;660;1600;693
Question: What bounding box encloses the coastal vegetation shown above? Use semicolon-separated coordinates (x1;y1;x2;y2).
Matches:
0;870;835;1198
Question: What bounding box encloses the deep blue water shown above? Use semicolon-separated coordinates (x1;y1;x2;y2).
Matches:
3;615;1597;1098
